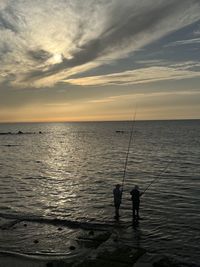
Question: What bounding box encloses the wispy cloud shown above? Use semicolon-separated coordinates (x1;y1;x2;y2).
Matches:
0;0;200;87
166;38;200;47
193;25;200;36
88;98;116;104
44;103;70;107
65;62;200;86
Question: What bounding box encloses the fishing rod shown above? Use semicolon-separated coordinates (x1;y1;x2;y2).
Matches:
121;109;137;193
142;160;172;195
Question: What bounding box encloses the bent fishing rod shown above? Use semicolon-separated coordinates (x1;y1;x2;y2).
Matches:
142;160;172;196
121;109;137;193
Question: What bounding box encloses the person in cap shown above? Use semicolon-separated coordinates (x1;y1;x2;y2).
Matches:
130;185;143;220
113;184;122;219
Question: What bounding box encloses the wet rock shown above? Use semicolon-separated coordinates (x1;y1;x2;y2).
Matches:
77;230;111;248
69;245;76;250
112;232;119;243
88;230;94;236
46;260;68;267
113;237;118;242
0;219;19;230
153;256;180;267
46;261;68;267
134;252;155;267
97;245;145;265
134;253;181;267
73;246;145;267
74;258;129;267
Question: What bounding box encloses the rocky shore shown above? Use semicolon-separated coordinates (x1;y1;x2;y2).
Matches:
0;217;189;267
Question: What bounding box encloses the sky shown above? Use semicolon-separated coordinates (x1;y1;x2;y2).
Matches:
0;0;200;122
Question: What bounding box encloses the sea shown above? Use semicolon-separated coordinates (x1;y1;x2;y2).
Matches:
0;120;199;265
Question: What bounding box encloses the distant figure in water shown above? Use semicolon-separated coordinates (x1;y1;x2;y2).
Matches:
130;185;143;220
113;184;122;220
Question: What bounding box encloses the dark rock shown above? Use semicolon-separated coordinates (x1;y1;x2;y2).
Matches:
97;245;146;264
153;256;179;267
69;245;76;250
46;261;68;267
89;230;94;236
58;227;63;231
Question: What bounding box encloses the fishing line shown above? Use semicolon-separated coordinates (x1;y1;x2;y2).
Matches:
142;160;172;196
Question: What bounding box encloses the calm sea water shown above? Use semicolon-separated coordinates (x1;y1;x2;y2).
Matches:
0;120;199;264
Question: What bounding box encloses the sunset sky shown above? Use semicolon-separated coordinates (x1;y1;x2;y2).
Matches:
0;0;200;122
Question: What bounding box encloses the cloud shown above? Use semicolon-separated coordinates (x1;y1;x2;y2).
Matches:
0;0;200;87
166;38;200;47
88;98;116;104
27;49;52;63
65;62;200;86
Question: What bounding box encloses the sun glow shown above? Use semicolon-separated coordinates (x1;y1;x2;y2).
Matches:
51;53;63;64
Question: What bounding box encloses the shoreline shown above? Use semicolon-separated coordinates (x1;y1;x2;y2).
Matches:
0;228;194;267
0;217;199;267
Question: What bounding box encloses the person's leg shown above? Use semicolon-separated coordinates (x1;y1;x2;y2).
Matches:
132;204;136;219
136;208;139;219
115;205;120;219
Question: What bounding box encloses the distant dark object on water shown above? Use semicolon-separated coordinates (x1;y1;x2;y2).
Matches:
69;245;76;250
0;131;43;135
116;130;125;133
33;239;39;244
0;132;14;135
58;227;63;231
0;132;12;135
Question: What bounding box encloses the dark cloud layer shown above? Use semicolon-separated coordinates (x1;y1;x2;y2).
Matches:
27;49;52;62
0;5;21;33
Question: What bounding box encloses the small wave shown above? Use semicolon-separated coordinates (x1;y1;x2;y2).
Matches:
0;212;114;230
0;249;87;261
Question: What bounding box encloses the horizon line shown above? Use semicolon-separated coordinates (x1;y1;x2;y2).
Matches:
0;118;199;124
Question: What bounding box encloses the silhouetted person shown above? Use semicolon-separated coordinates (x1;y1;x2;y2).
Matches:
113;184;122;220
130;185;143;220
